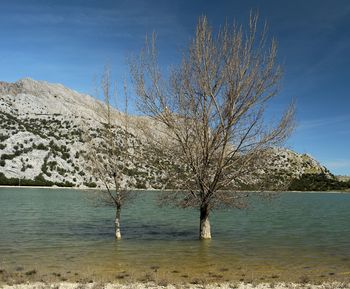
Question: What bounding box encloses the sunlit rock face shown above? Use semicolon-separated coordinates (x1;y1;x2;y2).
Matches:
0;78;334;190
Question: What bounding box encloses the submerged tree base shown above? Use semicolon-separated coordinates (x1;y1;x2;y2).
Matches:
199;217;211;240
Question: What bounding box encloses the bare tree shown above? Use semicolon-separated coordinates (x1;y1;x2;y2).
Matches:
130;14;295;239
84;67;132;240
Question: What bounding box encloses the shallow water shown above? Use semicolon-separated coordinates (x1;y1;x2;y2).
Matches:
0;188;350;283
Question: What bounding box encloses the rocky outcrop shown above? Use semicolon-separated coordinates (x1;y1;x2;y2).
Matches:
0;78;337;190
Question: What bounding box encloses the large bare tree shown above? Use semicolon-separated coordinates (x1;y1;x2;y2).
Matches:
130;14;295;239
83;67;132;239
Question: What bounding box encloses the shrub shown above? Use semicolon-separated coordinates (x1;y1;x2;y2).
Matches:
84;182;97;188
35;143;47;150
1;154;13;160
135;179;147;189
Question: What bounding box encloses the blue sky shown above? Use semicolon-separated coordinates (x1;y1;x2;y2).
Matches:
0;0;349;175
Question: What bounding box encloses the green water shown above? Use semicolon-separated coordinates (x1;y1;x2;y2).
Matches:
0;188;350;282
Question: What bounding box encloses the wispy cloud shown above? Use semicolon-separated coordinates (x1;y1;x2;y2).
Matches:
2;1;186;39
297;115;350;131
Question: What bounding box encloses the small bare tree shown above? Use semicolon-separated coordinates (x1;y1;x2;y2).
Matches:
130;14;295;239
84;67;132;239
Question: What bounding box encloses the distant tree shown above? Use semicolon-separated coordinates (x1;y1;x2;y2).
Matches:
130;13;295;239
289;173;349;191
83;67;133;239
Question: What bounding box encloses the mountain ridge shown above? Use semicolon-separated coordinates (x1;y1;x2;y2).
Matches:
0;78;346;191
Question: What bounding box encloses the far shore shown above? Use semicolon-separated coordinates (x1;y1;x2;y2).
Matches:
0;185;349;194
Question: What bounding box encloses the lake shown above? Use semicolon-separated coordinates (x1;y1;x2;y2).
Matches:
0;188;350;283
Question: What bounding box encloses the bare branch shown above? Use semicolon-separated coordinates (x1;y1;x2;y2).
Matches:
130;13;295;239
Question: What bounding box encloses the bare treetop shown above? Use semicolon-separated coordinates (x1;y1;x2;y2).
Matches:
131;13;295;239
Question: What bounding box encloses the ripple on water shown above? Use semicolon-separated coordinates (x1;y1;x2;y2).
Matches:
1;188;350;282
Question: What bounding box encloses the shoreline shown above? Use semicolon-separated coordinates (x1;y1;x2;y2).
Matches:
1;281;350;289
0;185;349;194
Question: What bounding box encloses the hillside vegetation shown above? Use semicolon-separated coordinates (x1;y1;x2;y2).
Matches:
0;78;348;191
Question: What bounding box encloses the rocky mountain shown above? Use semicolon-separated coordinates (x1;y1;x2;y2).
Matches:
0;78;343;191
0;78;167;189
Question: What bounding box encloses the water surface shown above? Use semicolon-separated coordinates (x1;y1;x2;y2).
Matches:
0;188;350;283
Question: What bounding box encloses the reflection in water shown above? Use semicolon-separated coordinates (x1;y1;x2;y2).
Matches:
0;188;350;282
197;239;212;266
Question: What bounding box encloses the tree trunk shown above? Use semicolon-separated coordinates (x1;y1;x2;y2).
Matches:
115;205;122;240
199;205;211;239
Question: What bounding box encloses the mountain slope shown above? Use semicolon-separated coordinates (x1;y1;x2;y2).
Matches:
0;78;341;190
